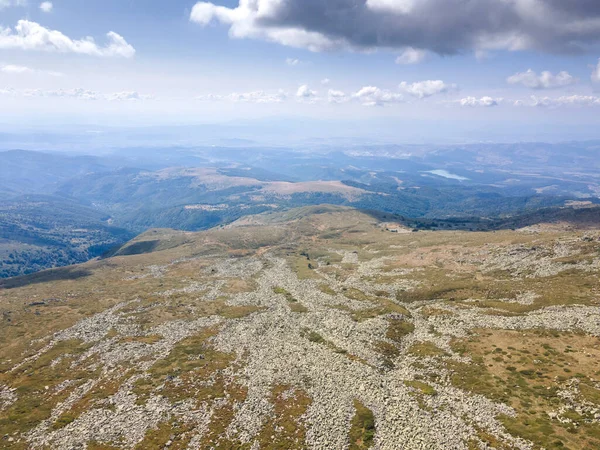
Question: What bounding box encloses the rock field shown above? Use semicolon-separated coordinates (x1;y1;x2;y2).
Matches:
1;207;600;449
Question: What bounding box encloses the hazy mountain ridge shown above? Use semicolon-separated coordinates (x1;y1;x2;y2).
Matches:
1;144;598;278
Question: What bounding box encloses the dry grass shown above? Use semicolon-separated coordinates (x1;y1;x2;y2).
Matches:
449;329;600;450
1;205;599;449
256;385;312;449
407;341;448;358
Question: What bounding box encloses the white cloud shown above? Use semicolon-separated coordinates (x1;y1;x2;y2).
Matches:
366;0;415;14
1;87;152;101
286;58;300;66
0;0;26;9
327;89;349;104
197;90;287;104
39;1;52;13
0;20;135;58
190;2;345;52
0;64;63;76
351;86;403;106
24;88;99;100
195;93;221;101
528;95;600;107
0;64;33;74
592;59;600;83
460;96;501;107
229;90;287;103
189;2;236;26
507;69;576;89
321;78;331;85
395;47;427;65
399;80;456;99
296;85;317;102
107;91;154;101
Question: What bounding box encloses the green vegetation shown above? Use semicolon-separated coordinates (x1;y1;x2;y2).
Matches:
273;286;298;302
404;380;437;396
318;284;337;295
289;303;309;313
349;400;376;449
386;319;415;343
449;330;600;450
2;200;600;449
273;286;308;312
407;341;448;358
256;386;312;449
135;420;198;449
307;331;325;344
3;145;600;280
0;195;132;278
0;339;94;436
132;328;238;405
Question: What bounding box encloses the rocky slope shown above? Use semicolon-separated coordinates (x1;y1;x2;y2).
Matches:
1;206;600;449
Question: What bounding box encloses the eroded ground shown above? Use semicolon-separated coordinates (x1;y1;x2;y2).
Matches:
1;206;600;449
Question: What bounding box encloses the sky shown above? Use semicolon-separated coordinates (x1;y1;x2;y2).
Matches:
1;0;600;143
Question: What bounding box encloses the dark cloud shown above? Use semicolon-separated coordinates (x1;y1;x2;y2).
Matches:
191;0;600;54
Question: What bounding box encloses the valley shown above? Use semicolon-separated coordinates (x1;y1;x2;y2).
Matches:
2;143;599;278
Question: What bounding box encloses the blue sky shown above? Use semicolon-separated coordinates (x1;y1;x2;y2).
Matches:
1;0;600;142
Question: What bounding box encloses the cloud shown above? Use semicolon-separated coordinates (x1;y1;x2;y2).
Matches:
366;0;415;14
296;84;317;102
399;80;456;99
190;0;600;55
460;96;501;107
1;64;32;74
507;69;576;89
197;90;287;103
528;95;600;107
0;64;63;76
592;59;600;83
321;78;331;85
1;87;152;101
39;1;52;13
351;86;403;106
24;88;99;100
107;91;154;101
396;47;427;65
0;0;25;9
229;90;287;103
0;20;135;57
285;58;300;66
327;89;349;104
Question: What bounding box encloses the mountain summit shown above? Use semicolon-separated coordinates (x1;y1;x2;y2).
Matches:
2;206;600;449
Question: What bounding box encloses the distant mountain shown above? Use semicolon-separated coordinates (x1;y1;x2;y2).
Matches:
0;150;113;194
1;145;598;278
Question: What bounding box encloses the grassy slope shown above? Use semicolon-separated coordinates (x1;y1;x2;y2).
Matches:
1;205;599;449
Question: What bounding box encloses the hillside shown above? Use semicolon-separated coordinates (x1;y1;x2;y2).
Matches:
3;147;598;279
1;206;600;449
0;195;133;278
